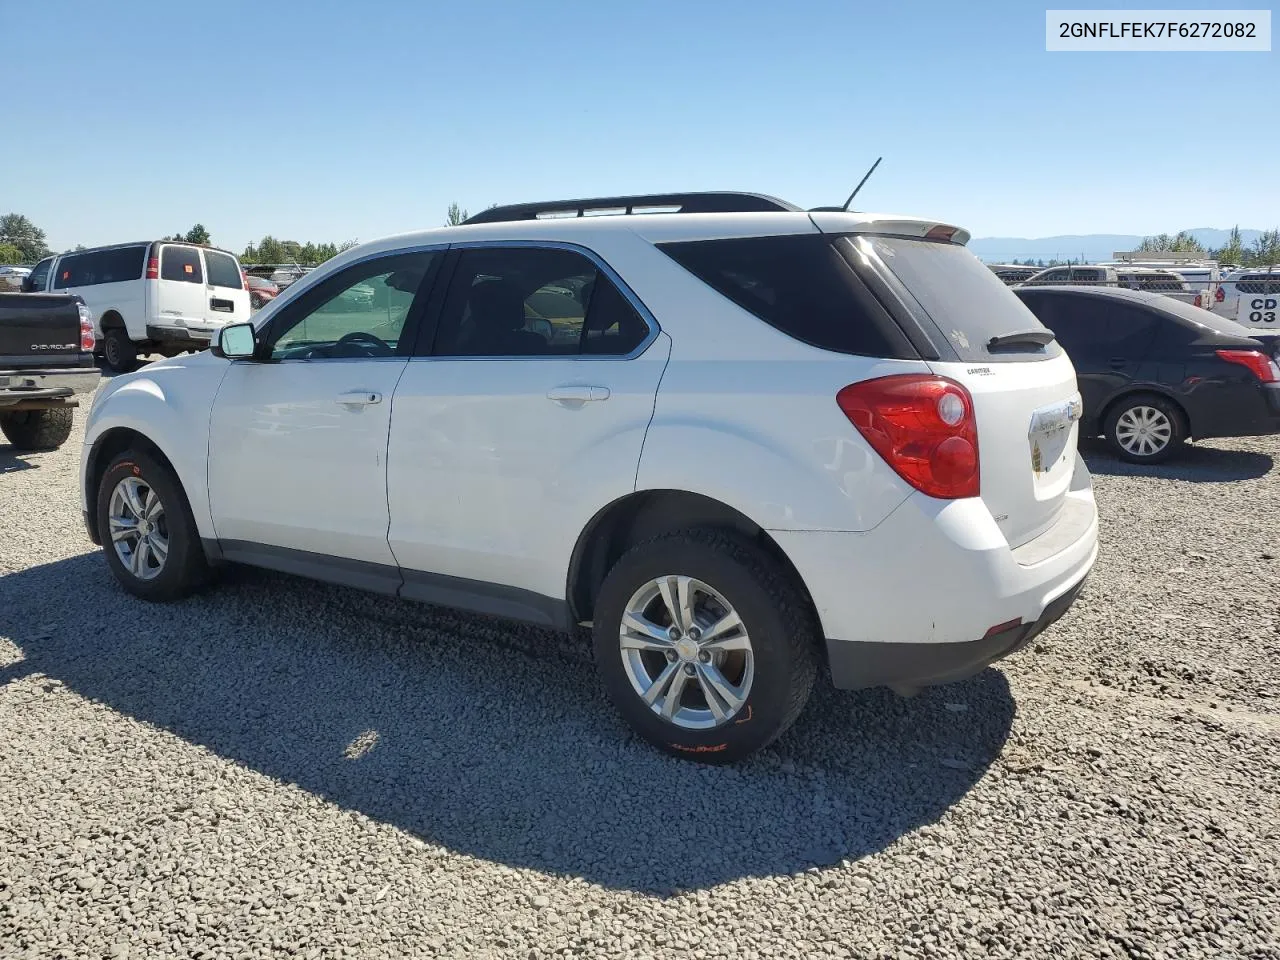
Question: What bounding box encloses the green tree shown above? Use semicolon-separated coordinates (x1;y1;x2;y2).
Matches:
184;224;211;245
1211;225;1245;266
445;202;469;226
1248;229;1280;266
0;242;23;264
0;213;50;262
1139;231;1205;254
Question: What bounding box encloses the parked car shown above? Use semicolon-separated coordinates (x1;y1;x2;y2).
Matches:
0;266;31;291
1019;265;1117;287
1213;267;1280;327
1015;285;1280;463
246;274;279;310
1115;267;1201;307
0;292;100;450
79;190;1098;762
22;242;252;373
987;264;1040;285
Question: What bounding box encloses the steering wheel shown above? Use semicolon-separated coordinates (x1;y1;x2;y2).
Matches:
333;330;393;356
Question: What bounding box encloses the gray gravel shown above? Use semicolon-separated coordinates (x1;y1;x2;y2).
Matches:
2;416;1278;959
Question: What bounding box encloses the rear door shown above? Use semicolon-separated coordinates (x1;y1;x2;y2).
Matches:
850;235;1084;548
155;244;209;331
201;248;251;328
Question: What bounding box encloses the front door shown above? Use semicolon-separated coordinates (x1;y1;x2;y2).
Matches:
208;250;441;586
387;245;668;617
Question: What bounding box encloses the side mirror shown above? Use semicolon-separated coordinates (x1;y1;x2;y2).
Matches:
19;276;34;293
213;322;257;360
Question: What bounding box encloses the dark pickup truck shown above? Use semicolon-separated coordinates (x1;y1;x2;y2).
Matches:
0;293;101;451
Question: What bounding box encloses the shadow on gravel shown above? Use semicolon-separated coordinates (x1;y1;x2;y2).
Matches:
0;554;1014;896
0;447;38;473
1081;438;1274;482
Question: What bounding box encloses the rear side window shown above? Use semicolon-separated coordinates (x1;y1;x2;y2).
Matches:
1020;294;1160;359
204;250;243;290
161;245;203;283
864;235;1060;361
430;247;650;358
1237;273;1280;295
658;234;914;358
52;247;146;288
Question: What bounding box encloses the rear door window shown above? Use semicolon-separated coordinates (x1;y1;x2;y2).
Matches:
161;245;203;283
1023;294;1159;360
862;235;1061;362
658;234;916;358
204;250;243;290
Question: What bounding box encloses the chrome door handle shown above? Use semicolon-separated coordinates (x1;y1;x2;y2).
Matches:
335;390;382;406
547;385;610;403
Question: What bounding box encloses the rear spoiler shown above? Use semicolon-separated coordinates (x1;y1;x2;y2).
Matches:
808;211;971;246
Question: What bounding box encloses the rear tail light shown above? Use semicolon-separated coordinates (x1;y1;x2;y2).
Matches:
1215;285;1225;302
836;375;980;499
145;257;159;280
1217;349;1279;383
240;269;249;291
77;303;95;351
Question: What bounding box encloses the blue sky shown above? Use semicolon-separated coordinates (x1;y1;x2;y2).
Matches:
5;0;1276;252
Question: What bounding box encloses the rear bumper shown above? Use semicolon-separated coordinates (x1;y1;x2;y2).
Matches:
1190;383;1280;439
0;365;101;407
772;453;1098;691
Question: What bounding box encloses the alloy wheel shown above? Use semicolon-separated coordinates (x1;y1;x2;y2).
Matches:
108;476;169;580
619;575;754;730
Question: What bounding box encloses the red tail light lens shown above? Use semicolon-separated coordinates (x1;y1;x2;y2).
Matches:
1215;286;1225;302
240;269;249;290
837;375;980;499
1217;349;1279;383
145;257;159;280
77;304;95;351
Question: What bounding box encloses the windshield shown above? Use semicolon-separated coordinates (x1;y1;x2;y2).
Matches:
857;235;1061;362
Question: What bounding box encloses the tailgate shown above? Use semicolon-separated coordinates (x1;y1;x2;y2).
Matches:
0;294;82;363
930;353;1082;548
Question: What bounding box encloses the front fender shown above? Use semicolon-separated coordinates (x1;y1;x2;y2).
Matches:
81;356;229;538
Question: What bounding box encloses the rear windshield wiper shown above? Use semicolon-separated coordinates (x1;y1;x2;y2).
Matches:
987;329;1056;351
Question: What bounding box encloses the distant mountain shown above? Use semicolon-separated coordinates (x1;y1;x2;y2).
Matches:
970;228;1264;264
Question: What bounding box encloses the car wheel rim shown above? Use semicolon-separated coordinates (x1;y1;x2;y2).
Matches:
108;476;169;581
1115;405;1172;457
105;337;118;366
619;575;754;730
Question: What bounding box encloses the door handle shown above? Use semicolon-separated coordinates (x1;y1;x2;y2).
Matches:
335;390;382;406
547;385;610;403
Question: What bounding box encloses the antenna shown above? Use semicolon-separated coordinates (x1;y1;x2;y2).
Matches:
842;157;882;211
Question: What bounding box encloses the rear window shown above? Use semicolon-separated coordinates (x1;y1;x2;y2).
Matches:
160;245;203;283
864;235;1061;362
204;250;243;290
657;234;915;358
1237;273;1280;295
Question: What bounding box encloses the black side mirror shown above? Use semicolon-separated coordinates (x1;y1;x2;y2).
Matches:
19;277;34;293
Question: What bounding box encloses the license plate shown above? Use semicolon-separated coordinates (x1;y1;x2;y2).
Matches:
1028;396;1083;474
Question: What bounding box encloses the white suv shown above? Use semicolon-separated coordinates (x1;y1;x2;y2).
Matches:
79;192;1098;762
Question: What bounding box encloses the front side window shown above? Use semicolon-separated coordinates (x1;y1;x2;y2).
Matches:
431;247;649;358
161;245;203;283
269;252;435;360
204;250;243;290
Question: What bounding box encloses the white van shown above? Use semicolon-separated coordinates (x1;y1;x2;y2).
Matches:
23;241;251;372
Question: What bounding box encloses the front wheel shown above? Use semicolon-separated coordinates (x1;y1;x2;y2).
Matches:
592;530;817;763
1104;394;1185;464
96;451;210;601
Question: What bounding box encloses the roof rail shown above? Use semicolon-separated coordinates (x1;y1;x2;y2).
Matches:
462;191;800;225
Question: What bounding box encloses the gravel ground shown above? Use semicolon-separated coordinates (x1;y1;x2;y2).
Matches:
1;414;1278;959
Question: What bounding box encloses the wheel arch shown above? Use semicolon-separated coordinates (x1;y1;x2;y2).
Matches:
566;489;818;630
99;309;126;331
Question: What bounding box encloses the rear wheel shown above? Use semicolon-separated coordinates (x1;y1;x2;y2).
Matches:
96;451;210;601
0;407;73;450
102;328;138;373
1104;394;1184;464
592;530;817;763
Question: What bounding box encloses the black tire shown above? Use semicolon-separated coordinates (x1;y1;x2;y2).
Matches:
102;328;138;373
1104;393;1185;464
0;407;73;451
96;450;210;602
592;529;817;763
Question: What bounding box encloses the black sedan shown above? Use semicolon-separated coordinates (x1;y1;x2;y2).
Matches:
1015;286;1280;463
